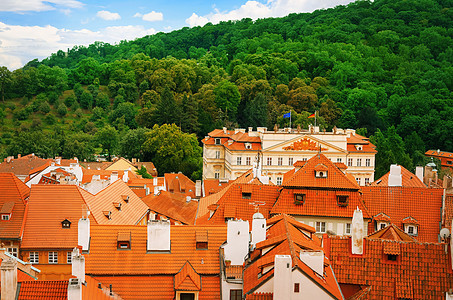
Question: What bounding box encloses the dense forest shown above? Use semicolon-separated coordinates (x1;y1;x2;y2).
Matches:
0;0;451;179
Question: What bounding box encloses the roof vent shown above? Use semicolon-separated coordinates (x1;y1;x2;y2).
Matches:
103;211;112;220
121;195;129;203
113;202;121;210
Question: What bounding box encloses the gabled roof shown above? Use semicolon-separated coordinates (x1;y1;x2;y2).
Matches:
174;261;201;291
82;169;138;184
371;165;426;188
367;224;416;242
203;178;230;196
282;153;360;190
243;214;343;300
142;191;198;225
21;185;95;249
0;154;51;177
0;173;30;239
425;149;453;158
86;180;149;225
85;224;227;275
164;173;196;198
362;186;443;243
327;234;453;299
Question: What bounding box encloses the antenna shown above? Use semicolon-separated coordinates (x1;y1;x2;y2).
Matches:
249;201;265;213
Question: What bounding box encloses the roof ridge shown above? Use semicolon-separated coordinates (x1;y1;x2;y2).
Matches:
282;215;297;265
11;173;29;203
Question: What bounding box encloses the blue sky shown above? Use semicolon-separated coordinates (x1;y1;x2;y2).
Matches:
0;0;354;69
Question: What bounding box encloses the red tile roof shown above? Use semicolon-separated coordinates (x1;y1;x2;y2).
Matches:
164;173;196;198
0;154;52;177
282;153;360;190
85;180;149;225
174;261;201;291
85;224;227;275
443;194;453;230
327;235;453;299
142;190;198;225
21;185;95;249
367;224;416;242
203;179;231;196
362;186;444;243
243;214;343;300
371;165;426;188
82;169;138;184
17;280;68;300
0;173;29;239
425;149;453;158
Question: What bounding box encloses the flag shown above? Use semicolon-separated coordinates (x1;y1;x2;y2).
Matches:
308;113;315;118
283;112;291;118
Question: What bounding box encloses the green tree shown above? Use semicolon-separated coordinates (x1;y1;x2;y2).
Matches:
142;124;202;180
154;87;180;125
79;90;93;109
214;80;241;120
244;93;268;128
94;125;119;161
119;128;150;161
180;94;199;134
136;165;152;179
0;66;12;102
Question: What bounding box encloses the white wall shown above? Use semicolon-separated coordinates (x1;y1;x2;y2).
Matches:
223;220;250;265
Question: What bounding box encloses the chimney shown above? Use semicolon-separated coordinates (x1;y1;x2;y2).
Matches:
132;158;136;164
122;169;129;182
223;127;227;134
110;171;118;184
71;247;85;283
67;278;82;300
273;255;292;300
234;128;239;134
1;258;17;300
300;250;324;276
195;180;202;198
17;154;21;159
248;127;253;132
416;166;424;183
153;177;158;186
388;164;402;186
223;220;250;265
147;220;170;252
351;207;364;255
78;217;90;252
55;157;61;165
251;212;266;247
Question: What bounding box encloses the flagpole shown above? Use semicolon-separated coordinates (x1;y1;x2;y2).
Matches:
315;111;317;127
290;111;291;129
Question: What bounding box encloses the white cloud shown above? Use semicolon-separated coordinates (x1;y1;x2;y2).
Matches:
0;22;156;70
186;0;354;27
134;11;163;22
96;10;121;21
0;0;83;12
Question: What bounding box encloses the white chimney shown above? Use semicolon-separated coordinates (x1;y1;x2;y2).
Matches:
110;172;119;184
67;278;82;300
388;164;402;186
153;177;158;186
300;250;324;276
223;220;250;265
273;255;292;300
251;213;266;247
248;127;253;132
195;180;202;198
78;218;90;252
122;170;129;182
1;258;17;300
92;174;100;181
147;220;170;252
71;248;85;283
223;127;227;134
352;207;364;255
416;166;424;183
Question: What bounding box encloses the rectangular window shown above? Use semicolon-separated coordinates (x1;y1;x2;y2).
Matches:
337;158;342;163
29;252;39;264
345;223;351;235
294;194;305;205
278;157;283;166
356;178;361;185
302;158;307;161
215;151;220;159
294;283;300;293
267;157;272;166
215;138;221;145
337;195;349;207
356;158;362;167
365;158;371;167
316;222;326;233
276;177;282;185
214;172;220;179
288;157;294;166
230;290;243;300
2;214;9;220
242;192;252;199
237;157;242;165
246;157;251;165
347;158;353;167
67;252;72;264
48;252;58;264
7;248;17;257
408;226;414;235
364;178;370;185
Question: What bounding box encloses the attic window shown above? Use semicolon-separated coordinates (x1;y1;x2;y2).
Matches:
387;254;397;261
121;195;129;203
196;230;208;250
294;194;305;205
215;138;221;145
245;143;252;150
405;225;418;236
113;202;122;211
103;211;112;220
336;195;349;207
1;214;10;221
355;144;363;151
61;219;71;228
117;231;131;250
242;192;252;199
0;202;14;220
315;171;327;178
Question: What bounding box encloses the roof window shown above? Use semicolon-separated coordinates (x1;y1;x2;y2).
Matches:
242;192;252;199
113;202;122;211
215;138;221;145
117;231;131;250
196;230;208;250
103;211;112;220
294;193;305;205
121;195;129;203
61;219;71;228
336;195;349;207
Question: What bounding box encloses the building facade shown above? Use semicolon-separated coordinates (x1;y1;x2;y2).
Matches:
202;126;376;186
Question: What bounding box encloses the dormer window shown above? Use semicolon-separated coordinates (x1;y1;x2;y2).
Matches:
405;225;418;236
215;138;221;145
314;164;328;178
294;193;305;205
1;214;10;221
196;230;208;250
1;202;14;221
378;222;389;230
355;144;363;151
242;192;251;199
245;143;252;150
402;217;419;236
61;219;71;228
387;254;397;261
117;231;131;250
336;195;349;207
315;171;327;178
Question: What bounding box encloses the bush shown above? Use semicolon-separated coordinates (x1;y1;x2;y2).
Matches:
57;103;68;117
79;90;93;109
39;101;51;114
64;94;76;108
95;92;110;110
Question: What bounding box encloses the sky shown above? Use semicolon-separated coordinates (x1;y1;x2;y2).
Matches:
0;0;355;70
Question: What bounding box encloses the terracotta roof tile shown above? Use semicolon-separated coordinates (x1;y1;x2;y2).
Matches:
165;173;196;198
362;186;443;243
203;179;231;196
17;280;67;300
142;190;197;225
371;165;426;188
246;292;273;300
175;261;201;290
0;154;52;177
368;224;416;242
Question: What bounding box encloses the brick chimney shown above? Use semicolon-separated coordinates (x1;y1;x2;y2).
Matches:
251;212;266;248
78;217;90;252
352;207;364;255
224;220;250;265
1;258;17;300
273;255;292;300
147;220;170;252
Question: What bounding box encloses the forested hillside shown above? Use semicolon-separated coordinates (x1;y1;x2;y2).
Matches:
0;0;451;179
